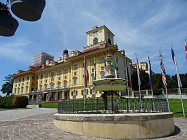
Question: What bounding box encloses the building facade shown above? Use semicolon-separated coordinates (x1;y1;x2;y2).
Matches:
12;25;132;101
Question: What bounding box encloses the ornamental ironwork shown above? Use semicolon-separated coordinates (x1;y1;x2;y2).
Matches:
58;98;169;114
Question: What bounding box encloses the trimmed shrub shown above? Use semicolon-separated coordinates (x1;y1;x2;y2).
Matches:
12;96;28;108
0;96;14;108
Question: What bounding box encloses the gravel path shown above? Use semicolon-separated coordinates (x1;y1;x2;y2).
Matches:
0;108;57;121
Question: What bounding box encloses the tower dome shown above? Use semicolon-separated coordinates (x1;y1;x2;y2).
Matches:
63;49;68;54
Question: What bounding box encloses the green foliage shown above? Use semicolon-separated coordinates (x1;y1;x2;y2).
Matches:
153;88;162;95
0;96;28;108
1;75;13;96
131;70;149;90
12;96;28;108
0;96;14;108
131;72;187;91
40;102;58;108
1;82;12;96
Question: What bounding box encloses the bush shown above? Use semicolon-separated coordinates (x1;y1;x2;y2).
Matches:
153;88;163;95
0;96;14;108
12;96;28;108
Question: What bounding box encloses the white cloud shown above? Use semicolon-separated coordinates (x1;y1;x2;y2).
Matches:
0;37;31;62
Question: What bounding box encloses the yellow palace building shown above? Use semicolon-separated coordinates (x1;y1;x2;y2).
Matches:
12;25;132;101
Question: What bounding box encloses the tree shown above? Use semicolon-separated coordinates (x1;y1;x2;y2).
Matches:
1;75;13;96
131;70;149;90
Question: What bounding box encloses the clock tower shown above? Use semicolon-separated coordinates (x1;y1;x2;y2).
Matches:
84;25;115;51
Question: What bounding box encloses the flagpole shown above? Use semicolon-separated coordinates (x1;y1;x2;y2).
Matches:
179;86;185;117
159;48;170;112
147;52;154;97
171;47;185;117
165;87;170;112
135;53;141;96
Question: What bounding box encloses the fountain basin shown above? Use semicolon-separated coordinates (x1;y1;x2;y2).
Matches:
54;112;174;139
93;78;127;91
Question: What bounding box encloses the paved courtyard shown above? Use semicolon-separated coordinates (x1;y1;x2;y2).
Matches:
0;108;187;140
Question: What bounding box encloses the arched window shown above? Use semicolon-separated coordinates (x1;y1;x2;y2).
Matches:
93;37;98;44
108;38;111;45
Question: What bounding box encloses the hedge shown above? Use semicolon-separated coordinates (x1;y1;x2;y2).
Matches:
0;96;28;108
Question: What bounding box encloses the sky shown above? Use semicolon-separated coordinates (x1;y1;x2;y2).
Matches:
0;0;187;96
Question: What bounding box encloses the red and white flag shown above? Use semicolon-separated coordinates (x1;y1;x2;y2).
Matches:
83;56;89;88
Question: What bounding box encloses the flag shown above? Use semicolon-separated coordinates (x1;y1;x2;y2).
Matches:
126;63;132;88
185;39;187;60
83;56;89;88
147;53;153;90
42;88;48;93
159;49;167;87
113;57;117;78
93;57;96;80
135;54;141;88
171;47;182;87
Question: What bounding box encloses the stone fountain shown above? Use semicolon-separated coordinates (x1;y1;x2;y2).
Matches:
93;53;127;113
54;54;175;139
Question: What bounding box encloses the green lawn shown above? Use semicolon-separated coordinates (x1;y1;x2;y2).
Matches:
40;102;58;108
169;99;187;118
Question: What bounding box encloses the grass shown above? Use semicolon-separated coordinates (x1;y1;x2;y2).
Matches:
169;99;187;118
40;102;58;108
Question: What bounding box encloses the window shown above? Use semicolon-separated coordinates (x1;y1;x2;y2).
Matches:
21;88;24;93
74;72;77;75
124;70;126;74
64;69;68;74
92;75;95;81
41;75;43;78
73;79;77;85
100;57;105;63
101;74;105;79
45;74;48;78
91;59;95;65
124;61;126;67
58;83;61;88
57;71;61;75
73;64;77;69
64;82;67;87
26;87;28;92
50;85;54;89
116;57;118;63
93;37;98;44
108;38;111;45
51;72;55;77
27;76;29;80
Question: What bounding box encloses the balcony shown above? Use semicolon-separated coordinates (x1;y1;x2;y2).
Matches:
29;86;70;94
